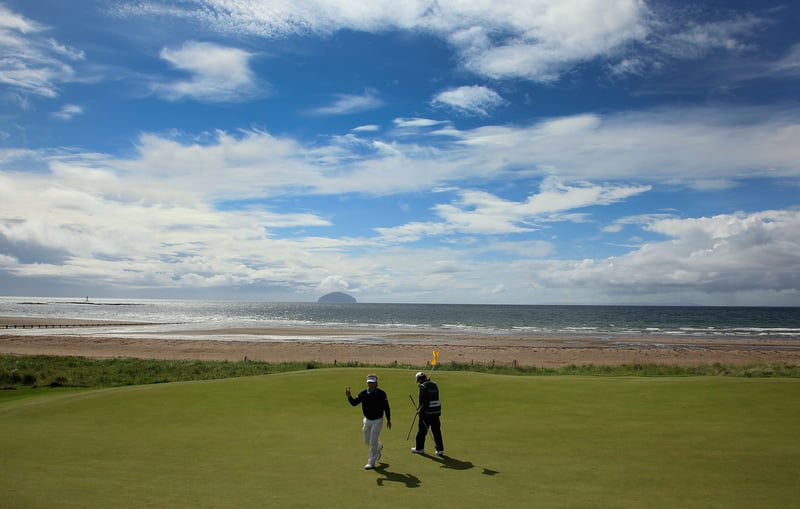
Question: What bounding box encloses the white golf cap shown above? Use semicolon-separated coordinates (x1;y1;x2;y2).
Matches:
366;374;378;383
415;372;425;380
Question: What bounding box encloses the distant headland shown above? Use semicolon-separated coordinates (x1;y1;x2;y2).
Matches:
317;292;356;303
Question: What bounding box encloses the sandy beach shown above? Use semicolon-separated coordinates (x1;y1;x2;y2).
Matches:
3;316;799;367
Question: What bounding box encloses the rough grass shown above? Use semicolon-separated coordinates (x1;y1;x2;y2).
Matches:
2;355;798;394
0;354;315;389
1;368;799;508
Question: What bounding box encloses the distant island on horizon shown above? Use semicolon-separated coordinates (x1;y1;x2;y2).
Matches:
317;291;356;303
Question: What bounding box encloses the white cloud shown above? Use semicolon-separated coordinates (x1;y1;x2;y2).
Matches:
0;167;337;295
0;148;39;164
25;104;800;204
770;42;800;77
393;117;446;128
3;99;800;303
381;209;799;305
376;179;650;240
325;208;800;305
119;0;785;99
585;209;800;301
110;0;785;88
352;124;380;132
2;103;790;218
445;106;800;185
0;4;39;33
318;275;351;292
3;147;799;304
0;4;84;98
656;14;764;60
112;0;661;83
152;41;260;102
431;85;506;116
375;221;451;243
52;104;84;120
392;118;451;136
603;213;677;233
308;89;383;115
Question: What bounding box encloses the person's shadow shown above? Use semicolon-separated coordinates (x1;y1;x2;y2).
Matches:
425;453;500;476
373;463;422;488
427;453;473;470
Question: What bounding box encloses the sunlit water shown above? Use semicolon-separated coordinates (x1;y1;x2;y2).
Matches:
2;297;799;346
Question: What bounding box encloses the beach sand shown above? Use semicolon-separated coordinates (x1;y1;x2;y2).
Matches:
2;317;799;367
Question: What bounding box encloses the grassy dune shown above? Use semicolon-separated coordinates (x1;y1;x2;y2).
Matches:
2;355;798;393
2;369;799;508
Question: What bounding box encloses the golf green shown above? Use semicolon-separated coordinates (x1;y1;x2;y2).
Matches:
2;369;798;508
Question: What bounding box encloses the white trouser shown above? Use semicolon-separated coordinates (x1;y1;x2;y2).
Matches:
362;417;383;463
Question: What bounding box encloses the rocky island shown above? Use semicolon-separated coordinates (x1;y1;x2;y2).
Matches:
317;292;357;303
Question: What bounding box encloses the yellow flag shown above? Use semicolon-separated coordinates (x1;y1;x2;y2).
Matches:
431;349;440;366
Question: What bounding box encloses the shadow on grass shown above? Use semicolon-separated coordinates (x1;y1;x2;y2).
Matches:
373;463;421;488
422;453;500;476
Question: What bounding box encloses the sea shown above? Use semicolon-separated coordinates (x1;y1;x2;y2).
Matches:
1;296;799;345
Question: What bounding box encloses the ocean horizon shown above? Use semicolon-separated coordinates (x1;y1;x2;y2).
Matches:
2;296;799;343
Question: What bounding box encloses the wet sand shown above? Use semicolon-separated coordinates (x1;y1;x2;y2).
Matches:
2;317;799;367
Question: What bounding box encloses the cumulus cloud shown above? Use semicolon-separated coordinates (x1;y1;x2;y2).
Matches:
443;107;800;185
2;144;799;303
2;97;799;303
326;208;800;305
116;0;764;83
0;167;335;296
376;178;650;241
15;103;796;204
431;85;506;116
152;41;260;102
2;2;798;305
565;209;800;303
362;209;797;305
318;275;351;292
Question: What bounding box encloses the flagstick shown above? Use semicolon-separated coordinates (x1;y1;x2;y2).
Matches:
430;348;440;371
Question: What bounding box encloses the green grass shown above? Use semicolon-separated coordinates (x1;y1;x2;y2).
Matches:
2;354;798;396
1;368;798;508
0;355;325;389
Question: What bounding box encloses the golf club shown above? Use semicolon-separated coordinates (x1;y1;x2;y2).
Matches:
406;394;418;440
406;412;417;440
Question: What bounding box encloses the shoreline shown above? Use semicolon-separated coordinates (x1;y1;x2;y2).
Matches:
2;317;799;367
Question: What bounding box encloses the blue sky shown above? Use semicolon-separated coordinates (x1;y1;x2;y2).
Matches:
1;0;799;305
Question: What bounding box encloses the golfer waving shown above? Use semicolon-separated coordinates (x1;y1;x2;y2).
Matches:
346;373;392;470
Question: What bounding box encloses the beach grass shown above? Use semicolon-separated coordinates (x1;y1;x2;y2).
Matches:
0;355;313;390
1;368;798;508
2;355;798;396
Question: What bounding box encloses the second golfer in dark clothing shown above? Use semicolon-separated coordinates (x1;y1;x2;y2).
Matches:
411;371;444;456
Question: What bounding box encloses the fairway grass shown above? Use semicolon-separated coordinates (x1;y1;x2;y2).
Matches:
2;369;798;508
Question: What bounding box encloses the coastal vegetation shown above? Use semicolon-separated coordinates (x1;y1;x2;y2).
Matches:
1;354;798;394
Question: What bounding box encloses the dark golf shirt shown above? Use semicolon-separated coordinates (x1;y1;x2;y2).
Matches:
348;388;391;421
418;380;441;415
